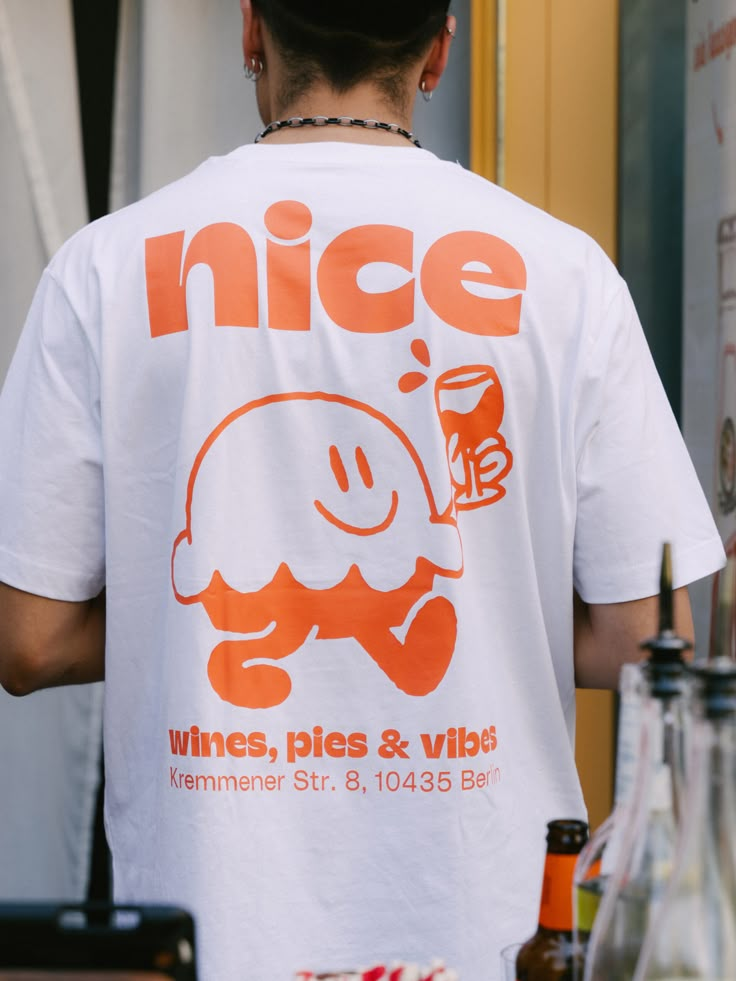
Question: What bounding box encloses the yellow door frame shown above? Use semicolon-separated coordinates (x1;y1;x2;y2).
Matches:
470;0;620;830
470;0;497;183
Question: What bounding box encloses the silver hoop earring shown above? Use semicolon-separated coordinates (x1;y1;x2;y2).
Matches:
243;56;264;81
420;80;433;103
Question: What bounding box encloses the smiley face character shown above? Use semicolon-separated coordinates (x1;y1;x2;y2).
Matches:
172;393;463;708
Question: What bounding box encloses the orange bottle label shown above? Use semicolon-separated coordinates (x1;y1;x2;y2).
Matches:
538;853;577;931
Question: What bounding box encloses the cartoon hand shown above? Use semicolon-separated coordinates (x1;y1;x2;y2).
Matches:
473;438;512;500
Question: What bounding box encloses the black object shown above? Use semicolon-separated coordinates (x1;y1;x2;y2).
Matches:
0;903;196;979
72;0;120;221
640;542;693;700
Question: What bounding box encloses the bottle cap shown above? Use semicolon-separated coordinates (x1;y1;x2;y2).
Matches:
688;657;736;719
546;819;588;854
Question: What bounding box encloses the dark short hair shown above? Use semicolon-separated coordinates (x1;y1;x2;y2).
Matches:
253;0;451;102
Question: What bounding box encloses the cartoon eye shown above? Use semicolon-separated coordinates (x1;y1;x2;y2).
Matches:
329;444;375;492
355;447;374;489
329;445;350;492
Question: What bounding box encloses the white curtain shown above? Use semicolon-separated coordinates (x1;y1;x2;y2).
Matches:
111;0;261;209
0;0;103;900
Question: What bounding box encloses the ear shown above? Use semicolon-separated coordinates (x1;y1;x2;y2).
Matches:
240;0;264;67
419;14;457;96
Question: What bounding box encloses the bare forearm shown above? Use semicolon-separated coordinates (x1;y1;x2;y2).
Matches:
0;582;105;696
573;586;694;690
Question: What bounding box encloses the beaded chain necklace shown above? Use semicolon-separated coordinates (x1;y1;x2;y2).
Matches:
255;115;422;148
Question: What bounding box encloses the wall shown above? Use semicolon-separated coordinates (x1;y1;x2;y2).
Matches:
416;0;471;165
682;0;736;655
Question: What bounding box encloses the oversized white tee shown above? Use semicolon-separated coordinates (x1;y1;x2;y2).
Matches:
0;143;725;981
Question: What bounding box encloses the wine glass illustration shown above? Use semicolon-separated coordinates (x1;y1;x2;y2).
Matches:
434;364;512;509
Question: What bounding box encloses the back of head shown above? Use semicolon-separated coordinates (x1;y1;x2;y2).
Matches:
253;0;452;101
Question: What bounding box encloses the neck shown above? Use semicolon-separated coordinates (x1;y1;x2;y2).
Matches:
258;82;418;147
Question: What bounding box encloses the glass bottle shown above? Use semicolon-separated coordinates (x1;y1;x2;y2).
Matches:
573;660;648;962
516;819;589;981
576;544;692;981
638;542;693;826
709;547;736;662
632;657;736;981
580;701;679;981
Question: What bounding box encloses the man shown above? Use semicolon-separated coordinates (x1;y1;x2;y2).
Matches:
0;1;724;978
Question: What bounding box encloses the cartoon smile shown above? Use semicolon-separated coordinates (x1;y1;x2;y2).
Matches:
313;442;399;536
314;489;399;536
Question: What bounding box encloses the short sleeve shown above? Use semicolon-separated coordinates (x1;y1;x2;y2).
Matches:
0;269;105;600
573;281;724;603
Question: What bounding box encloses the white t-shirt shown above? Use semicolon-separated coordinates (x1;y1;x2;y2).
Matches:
0;142;724;981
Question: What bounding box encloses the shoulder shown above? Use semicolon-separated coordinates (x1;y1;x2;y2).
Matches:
422;157;623;296
49;145;255;270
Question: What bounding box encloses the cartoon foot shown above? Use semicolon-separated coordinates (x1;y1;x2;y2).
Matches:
208;641;293;708
361;595;457;696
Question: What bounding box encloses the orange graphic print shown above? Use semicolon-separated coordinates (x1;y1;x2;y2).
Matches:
398;345;513;508
435;365;512;508
144;208;527;338
172;377;511;709
145;223;259;337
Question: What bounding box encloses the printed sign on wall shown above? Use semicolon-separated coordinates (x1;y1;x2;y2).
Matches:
682;0;736;653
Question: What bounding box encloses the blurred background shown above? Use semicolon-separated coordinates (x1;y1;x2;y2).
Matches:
0;0;734;906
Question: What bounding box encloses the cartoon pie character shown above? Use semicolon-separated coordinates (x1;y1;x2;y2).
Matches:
172;393;463;708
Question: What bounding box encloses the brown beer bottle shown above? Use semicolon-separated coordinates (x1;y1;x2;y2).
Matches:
515;819;589;981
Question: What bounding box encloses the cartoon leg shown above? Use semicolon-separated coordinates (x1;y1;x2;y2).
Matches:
357;596;457;696
208;621;312;709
